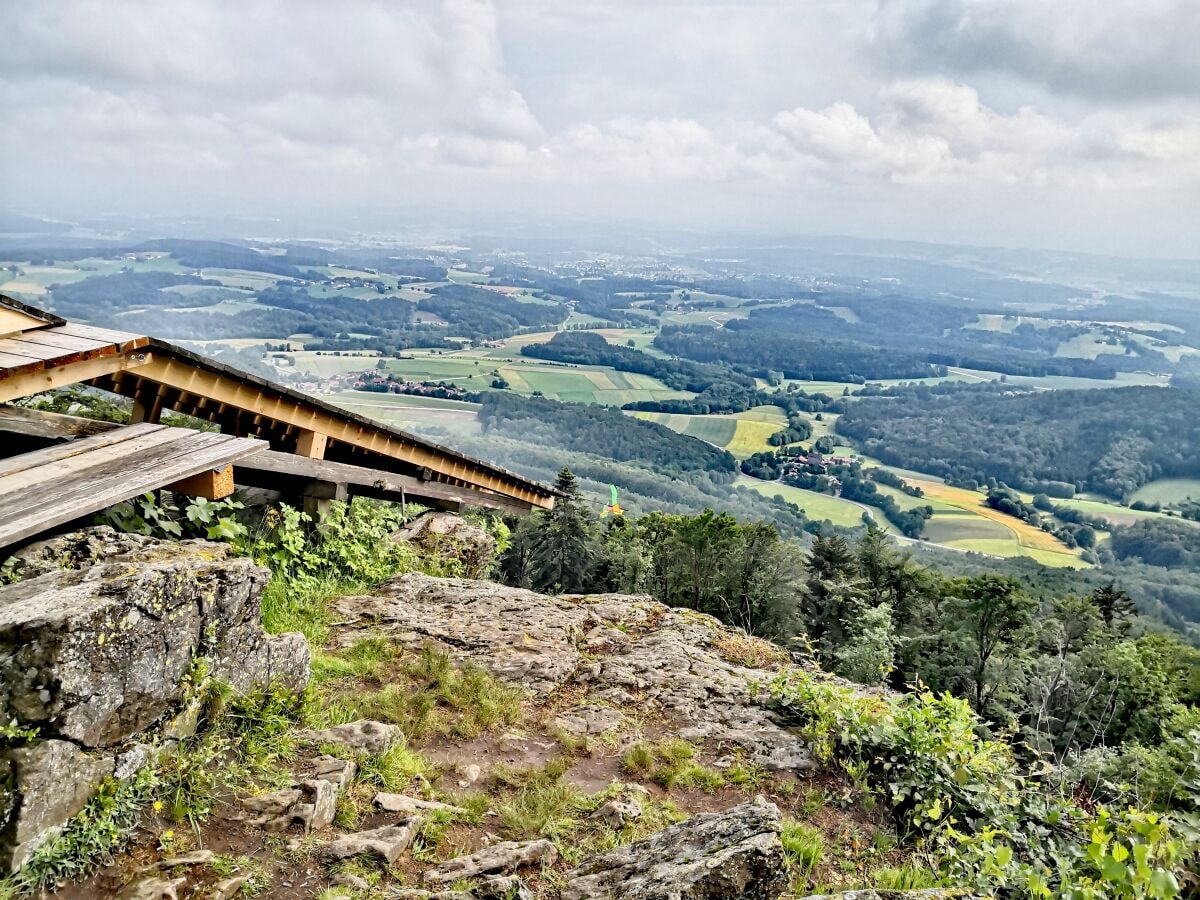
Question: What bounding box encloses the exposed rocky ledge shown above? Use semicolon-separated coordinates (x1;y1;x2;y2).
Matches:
0;527;310;872
333;572;814;771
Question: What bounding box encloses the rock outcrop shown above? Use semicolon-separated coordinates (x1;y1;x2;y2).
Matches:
0;528;311;872
333;573;814;771
561;797;786;900
391;510;497;578
424;839;558;884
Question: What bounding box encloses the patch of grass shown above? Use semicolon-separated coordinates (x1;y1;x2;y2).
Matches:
334;645;526;743
871;860;942;889
781;820;824;888
352;742;434;793
497;779;587;841
259;571;356;647
725;759;770;794
157;734;238;832
620;739;725;792
715;631;789;669
313;635;402;683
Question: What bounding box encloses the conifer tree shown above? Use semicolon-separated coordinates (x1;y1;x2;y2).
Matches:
530;468;596;593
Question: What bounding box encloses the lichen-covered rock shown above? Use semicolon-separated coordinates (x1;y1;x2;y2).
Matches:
298;719;401;755
0;529;312;873
239;778;338;834
4;526;160;580
116;875;187;900
324;818;422;864
424;839;557;884
0;740;114;872
0;529;309;748
333;574;813;771
374;792;467;815
561;797;786;900
392;511;497;578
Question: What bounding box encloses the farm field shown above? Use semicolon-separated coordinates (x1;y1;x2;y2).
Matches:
1130;478;1200;507
1054;496;1169;527
735;475;866;528
904;476;1085;567
953;368;1171;391
326;391;481;436
633;405;787;456
368;349;694;406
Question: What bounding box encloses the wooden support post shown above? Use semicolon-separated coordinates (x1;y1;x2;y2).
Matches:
302;479;347;521
130;399;149;423
295;429;328;459
168;464;235;500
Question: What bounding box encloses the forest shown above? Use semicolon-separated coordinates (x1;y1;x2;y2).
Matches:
520;330;753;393
476;391;737;477
1111;519;1200;570
835;383;1200;498
417;284;567;339
655;325;944;382
735;297;1156;378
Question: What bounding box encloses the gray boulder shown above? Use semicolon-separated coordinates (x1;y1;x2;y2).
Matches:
0;529;309;748
298;719;401;756
0;740;114;872
424;839;557;884
323;818;422;865
561;797;787;900
0;529;312;873
392;511;497;578
333;574;814;771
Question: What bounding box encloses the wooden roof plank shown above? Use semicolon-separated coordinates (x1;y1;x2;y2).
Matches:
10;330;114;353
0;432;264;540
0;349;44;368
0;426;195;496
0;422;164;479
0;405;121;440
55;322;147;351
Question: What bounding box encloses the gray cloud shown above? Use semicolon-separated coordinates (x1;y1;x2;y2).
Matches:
871;0;1200;102
0;0;1196;255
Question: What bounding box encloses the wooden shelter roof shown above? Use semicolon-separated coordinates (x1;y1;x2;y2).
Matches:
0;294;555;528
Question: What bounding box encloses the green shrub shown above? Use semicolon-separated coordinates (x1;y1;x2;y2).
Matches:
768;669;1197;897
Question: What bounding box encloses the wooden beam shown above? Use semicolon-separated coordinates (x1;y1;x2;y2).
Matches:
168;464;235;500
0;405;121;440
0;350;153;404
107;353;553;508
234;449;533;514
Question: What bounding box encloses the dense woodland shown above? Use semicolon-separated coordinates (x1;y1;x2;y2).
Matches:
477;391;737;477
1112;519;1200;570
418;284;567;339
736;298;1160;378
656;325;944;382
835;383;1200;498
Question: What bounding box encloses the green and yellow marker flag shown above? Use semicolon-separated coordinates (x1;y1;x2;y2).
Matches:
602;484;623;518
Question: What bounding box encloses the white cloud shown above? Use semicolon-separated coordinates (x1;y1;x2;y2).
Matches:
0;0;1196;253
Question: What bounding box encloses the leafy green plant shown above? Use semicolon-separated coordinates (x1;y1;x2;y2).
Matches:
98;492;247;541
768;668;1197;898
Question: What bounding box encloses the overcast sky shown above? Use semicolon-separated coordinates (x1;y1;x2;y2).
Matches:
1;0;1197;255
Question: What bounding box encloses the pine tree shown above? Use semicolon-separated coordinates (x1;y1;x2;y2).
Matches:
1091;582;1136;635
529;468;596;593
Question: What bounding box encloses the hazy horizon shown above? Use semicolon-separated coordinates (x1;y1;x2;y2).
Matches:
2;1;1198;258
